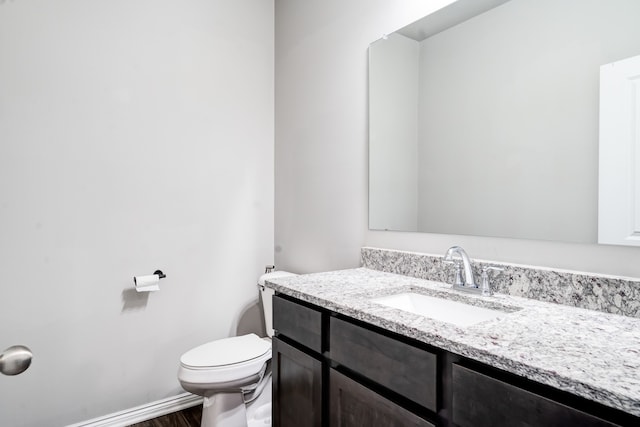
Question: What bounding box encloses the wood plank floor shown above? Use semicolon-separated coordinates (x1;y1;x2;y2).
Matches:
128;404;202;427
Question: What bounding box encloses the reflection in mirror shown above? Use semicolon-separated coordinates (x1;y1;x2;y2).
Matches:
369;0;640;243
599;53;640;247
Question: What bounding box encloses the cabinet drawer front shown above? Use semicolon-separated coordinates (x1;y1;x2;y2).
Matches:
273;295;322;352
330;369;435;427
452;364;619;427
330;317;437;411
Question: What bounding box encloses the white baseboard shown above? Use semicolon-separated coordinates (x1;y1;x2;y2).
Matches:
66;393;203;427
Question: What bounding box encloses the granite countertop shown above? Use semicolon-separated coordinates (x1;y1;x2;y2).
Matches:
265;267;640;417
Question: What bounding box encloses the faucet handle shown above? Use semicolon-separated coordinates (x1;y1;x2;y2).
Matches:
443;259;464;286
480;266;504;296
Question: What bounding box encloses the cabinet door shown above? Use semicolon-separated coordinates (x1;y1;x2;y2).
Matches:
452;364;620;427
272;337;322;427
330;369;435;427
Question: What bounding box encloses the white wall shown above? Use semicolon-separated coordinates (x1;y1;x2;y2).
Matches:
0;1;273;426
274;0;640;278
369;33;419;231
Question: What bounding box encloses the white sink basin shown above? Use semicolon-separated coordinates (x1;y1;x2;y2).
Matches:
371;292;511;327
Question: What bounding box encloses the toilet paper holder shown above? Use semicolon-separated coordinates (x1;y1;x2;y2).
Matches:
132;270;166;292
132;270;166;285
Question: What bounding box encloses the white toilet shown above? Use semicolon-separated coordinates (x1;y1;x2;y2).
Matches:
178;271;296;427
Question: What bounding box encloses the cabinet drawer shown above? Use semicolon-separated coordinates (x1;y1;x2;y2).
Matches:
329;317;437;411
330;369;435;427
452;364;619;427
273;295;322;353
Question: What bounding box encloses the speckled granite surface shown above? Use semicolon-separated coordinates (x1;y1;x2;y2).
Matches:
265;268;640;417
362;247;640;318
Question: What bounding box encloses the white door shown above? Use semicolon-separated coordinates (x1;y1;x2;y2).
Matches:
599;53;640;246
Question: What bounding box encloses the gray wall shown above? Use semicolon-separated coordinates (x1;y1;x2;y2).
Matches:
274;0;640;278
0;1;273;426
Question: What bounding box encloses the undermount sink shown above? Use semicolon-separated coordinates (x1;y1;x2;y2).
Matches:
371;292;514;327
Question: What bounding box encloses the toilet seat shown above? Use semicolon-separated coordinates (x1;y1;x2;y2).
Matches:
181;334;270;368
178;334;271;384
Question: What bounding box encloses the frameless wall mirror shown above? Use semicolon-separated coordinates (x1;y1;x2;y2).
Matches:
368;0;640;244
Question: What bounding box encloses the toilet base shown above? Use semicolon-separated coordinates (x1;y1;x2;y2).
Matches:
202;392;246;427
200;376;272;427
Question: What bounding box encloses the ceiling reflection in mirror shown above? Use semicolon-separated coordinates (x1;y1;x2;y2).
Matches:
368;0;640;243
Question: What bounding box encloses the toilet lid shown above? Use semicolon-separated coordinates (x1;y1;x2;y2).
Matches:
180;333;270;368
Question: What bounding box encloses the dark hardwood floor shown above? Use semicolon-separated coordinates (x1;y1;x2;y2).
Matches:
128;404;202;427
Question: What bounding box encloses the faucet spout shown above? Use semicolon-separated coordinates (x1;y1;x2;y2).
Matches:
444;246;476;288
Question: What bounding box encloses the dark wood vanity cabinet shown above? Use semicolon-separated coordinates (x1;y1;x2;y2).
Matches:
272;294;637;427
273;294;436;426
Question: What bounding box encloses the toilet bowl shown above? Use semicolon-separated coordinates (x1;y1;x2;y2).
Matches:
178;271;296;427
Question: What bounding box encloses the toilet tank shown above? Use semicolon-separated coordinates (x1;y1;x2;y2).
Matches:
258;271;297;338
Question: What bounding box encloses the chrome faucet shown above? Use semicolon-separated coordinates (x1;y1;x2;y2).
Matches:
443;246;503;296
443;246;477;288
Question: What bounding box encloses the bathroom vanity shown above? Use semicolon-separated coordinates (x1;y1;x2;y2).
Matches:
266;268;640;427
